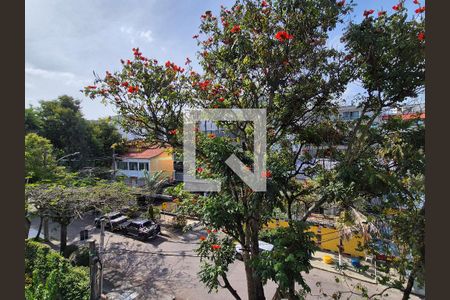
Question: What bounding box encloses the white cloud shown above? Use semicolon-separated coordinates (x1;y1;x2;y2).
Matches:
120;26;153;44
25;63;87;87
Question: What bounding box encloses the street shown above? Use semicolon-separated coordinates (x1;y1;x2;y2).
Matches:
29;216;422;300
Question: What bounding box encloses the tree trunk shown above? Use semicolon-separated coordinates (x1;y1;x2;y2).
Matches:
249;218;266;300
402;267;417;300
288;280;296;300
60;223;68;254
43;217;50;241
242;218;266;300
35;216;43;239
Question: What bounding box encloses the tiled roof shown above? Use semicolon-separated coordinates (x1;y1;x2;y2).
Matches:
382;113;425;120
121;148;166;159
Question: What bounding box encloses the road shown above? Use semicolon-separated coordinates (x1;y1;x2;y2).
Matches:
29;216;421;300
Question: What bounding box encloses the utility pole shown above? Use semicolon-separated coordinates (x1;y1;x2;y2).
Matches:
89;240;99;300
99;220;106;298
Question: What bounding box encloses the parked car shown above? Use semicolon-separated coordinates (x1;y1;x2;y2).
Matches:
120;219;161;240
94;212;129;231
235;240;274;260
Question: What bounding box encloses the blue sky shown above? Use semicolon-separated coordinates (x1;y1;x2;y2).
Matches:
25;0;421;120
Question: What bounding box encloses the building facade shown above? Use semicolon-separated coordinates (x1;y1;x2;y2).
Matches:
116;147;174;186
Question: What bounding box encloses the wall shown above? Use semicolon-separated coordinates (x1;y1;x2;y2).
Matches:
150;151;174;179
265;219;366;257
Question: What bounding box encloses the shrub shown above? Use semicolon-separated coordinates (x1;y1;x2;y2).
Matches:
69;245;90;267
62;244;79;259
25;239;90;300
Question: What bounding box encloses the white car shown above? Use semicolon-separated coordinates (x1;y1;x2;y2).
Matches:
235;241;274;260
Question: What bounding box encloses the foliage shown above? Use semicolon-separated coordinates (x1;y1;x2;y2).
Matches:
25;239;89;300
84;0;424;299
68;245;91;267
141;170;168;195
26;181;137;253
196;232;237;293
25;95;123;171
25;133;64;183
255;221;318;298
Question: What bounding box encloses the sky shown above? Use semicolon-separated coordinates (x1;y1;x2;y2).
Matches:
25;0;421;120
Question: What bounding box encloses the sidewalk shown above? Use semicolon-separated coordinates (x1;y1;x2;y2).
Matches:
311;250;378;284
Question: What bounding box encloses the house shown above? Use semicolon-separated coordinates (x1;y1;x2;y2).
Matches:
116;147;174;187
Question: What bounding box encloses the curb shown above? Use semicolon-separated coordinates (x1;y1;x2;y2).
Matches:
311;263;377;285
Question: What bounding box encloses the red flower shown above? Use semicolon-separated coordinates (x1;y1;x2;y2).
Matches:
230;25;241;33
378;11;386;17
415;6;425;13
121;82;129;87
275;31;294;42
417;32;425;41
199;236;206;241
198;80;211;91
261;170;272;178
168;129;178;135
211;244;221;250
208;133;216;139
363;9;375;17
261;1;268;7
413;0;420;4
206;229;211;234
165;60;172;68
128;86;138;93
337;0;345;7
127;60;132;65
213;229;218;233
392;3;402;11
197;167;204;173
218;97;225;102
87;85;97;89
212;104;219;108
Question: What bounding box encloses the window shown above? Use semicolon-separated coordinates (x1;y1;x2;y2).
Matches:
129;162;138;170
117;161;128;170
139;162;149;171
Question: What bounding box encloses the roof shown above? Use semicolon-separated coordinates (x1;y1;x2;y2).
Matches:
121;148;166;159
382;113;425;121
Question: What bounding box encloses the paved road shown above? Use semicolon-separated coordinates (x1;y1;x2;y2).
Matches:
29;216;422;300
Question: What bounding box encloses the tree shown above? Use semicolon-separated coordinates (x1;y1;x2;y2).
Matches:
86;1;351;298
26;181;136;253
85;1;424;299
25;106;43;134
37;95;92;169
87;117;125;167
25;133;64;183
336;118;425;300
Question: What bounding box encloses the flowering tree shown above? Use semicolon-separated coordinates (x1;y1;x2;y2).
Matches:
85;0;424;299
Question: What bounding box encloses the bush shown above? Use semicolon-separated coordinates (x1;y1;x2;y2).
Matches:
172;215;187;230
25;239;90;300
62;244;79;259
69;245;90;267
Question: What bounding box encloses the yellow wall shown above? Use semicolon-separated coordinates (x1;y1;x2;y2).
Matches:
150;151;174;179
264;219;366;257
